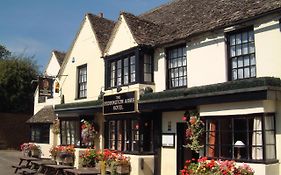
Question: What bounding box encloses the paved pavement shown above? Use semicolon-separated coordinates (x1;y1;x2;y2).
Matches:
0;149;22;175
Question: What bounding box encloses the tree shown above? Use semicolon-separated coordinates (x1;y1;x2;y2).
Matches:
0;44;11;59
0;44;39;113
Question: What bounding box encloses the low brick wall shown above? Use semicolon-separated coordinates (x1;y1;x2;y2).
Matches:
0;113;31;149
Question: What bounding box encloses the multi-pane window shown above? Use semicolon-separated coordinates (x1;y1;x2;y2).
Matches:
167;46;187;89
228;29;256;80
30;124;49;143
106;118;153;153
205;114;276;162
109;55;136;88
60;118;97;148
78;65;87;98
60;120;80;146
144;55;152;82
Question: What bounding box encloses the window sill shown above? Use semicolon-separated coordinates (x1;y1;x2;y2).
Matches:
75;97;87;100
206;157;279;164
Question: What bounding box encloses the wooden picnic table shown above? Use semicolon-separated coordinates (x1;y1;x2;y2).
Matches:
64;167;101;175
12;156;39;173
44;164;74;175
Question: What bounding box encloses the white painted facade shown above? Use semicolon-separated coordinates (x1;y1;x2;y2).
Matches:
59;15;104;103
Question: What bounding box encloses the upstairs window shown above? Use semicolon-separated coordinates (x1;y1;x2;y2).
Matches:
77;65;87;99
105;47;153;89
167;45;187;89
110;55;136;87
228;28;256;80
144;55;152;82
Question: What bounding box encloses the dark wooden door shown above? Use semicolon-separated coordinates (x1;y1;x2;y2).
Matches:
177;123;192;175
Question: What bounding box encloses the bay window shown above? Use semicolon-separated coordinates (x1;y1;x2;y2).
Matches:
105;47;153;89
205;113;276;163
30;124;49;143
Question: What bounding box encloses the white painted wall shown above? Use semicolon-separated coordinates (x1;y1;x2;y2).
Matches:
187;32;227;87
106;15;138;56
255;16;281;79
161;111;185;175
60;15;104;103
153;48;166;92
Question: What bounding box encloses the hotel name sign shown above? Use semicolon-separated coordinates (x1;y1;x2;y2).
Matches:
103;91;136;115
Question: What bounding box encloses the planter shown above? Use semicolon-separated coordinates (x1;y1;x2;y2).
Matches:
116;164;130;174
22;150;31;157
31;149;40;158
63;156;74;165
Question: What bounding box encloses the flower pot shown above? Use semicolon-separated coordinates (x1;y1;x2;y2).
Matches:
63;156;74;165
116;164;130;174
31;149;40;158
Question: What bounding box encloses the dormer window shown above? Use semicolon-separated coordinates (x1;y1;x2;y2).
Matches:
105;47;153;89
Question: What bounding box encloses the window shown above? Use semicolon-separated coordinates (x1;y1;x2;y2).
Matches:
30;124;50;143
167;45;187;89
109;55;136;88
205;114;276;162
77;65;87;98
105;47;154;89
105;118;154;153
60;120;80;146
60;118;98;147
144;54;152;82
228;28;256;80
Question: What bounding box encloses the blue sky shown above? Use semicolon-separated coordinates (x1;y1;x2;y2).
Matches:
0;0;169;71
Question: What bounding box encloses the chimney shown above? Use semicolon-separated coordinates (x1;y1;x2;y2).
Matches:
98;12;103;18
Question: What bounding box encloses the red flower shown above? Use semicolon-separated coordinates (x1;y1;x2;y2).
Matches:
182;116;187;121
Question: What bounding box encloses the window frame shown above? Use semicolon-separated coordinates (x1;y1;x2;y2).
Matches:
30;124;50;143
227;27;256;81
60;116;96;148
204;113;277;164
104;46;154;90
77;64;87;99
104;113;157;155
166;44;187;89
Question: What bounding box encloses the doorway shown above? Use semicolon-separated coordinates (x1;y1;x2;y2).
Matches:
176;123;192;174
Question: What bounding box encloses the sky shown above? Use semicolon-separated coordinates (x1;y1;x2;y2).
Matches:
0;0;170;71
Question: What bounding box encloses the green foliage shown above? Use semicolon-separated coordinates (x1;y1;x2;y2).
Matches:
0;45;39;113
0;44;11;59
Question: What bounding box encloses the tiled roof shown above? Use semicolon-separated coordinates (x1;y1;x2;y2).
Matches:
139;0;281;45
87;13;115;52
26;106;56;124
53;50;66;66
121;12;172;46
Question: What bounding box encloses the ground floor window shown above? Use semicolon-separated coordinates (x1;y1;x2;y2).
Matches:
30;124;50;143
60;116;98;147
105;116;154;153
205;113;276;162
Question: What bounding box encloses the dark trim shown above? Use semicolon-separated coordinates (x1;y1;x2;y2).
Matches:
139;89;268;111
165;43;187;90
226;26;256;81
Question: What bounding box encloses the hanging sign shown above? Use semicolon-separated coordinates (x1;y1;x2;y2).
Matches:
38;76;54;97
103;91;136;115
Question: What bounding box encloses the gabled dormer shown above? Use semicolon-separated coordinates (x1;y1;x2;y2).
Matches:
104;12;165;90
58;13;114;103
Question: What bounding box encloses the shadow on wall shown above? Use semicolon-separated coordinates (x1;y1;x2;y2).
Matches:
0;113;30;149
